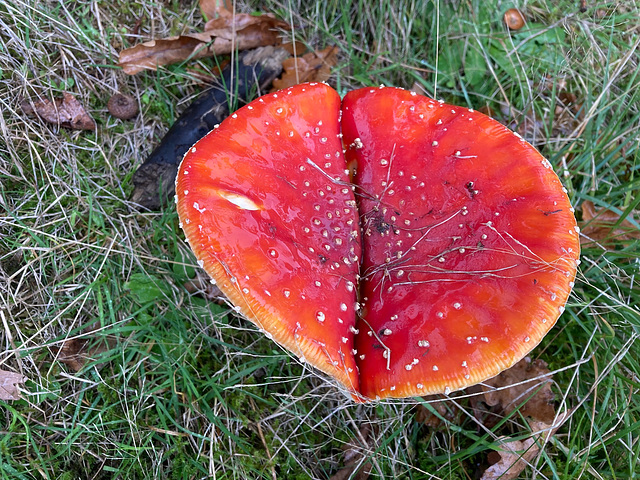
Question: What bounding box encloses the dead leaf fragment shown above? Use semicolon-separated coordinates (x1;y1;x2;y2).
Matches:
271;46;339;91
415;394;457;428
21;92;96;130
280;41;307;56
330;423;374;480
58;337;113;372
482;357;556;424
0;370;26;401
482;429;541;480
409;81;428;96
130;16;144;36
199;0;232;21
119;14;289;75
483;437;539;480
580;200;640;247
481;414;567;480
184;275;227;304
186;58;230;84
477;104;497;118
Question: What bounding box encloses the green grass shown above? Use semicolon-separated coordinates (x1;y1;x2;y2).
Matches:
1;0;639;478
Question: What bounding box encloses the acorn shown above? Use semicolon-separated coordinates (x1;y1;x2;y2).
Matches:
504;8;525;30
107;93;138;120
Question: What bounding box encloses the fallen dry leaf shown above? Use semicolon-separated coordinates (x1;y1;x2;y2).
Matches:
58;336;114;372
409;81;428;96
186;57;231;84
483;436;539;480
0;370;26;401
503;82;583;141
129;15;144;36
199;0;232;22
184;275;227;304
280;41;307;56
482;357;556;424
580;200;640;247
330;423;374;480
21;92;96;130
481;414;567;480
466;384;508;430
271;46;339;91
119;13;289;75
130;45;287;209
415;394;457;428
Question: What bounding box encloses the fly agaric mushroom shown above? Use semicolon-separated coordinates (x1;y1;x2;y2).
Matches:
341;86;579;399
176;83;580;401
176;83;361;393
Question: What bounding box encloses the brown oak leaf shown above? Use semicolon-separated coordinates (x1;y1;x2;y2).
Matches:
415;394;458;428
482;414;567;480
199;0;232;22
21;92;96;130
580;200;640;248
482;357;556;424
271;46;339;91
0;370;26;401
58;336;114;372
119;13;289;75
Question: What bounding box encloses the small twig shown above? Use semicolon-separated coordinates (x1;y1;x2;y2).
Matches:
254;420;277;480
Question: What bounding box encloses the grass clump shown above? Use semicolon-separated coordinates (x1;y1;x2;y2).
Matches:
1;0;639;478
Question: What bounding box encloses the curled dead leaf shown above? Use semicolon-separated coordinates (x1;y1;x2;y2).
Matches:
58;336;115;372
281;41;307;56
580;200;640;247
118;14;289;75
21;92;96;130
482;357;556;424
271;46;339;91
484;436;539;480
0;370;26;401
481;413;568;480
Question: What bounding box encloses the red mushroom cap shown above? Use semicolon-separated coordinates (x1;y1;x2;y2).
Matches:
176;82;579;401
176;83;361;393
341;86;580;399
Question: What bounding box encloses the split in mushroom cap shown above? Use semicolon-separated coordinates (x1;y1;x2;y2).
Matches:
176;83;361;393
176;82;580;401
341;86;580;399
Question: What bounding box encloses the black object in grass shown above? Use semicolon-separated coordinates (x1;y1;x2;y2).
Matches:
131;46;289;210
